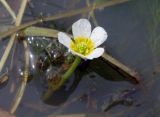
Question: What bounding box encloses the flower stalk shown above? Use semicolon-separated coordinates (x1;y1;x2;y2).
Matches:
43;56;81;101
61;56;81;83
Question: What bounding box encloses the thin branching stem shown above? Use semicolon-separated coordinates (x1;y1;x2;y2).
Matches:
9;39;18;70
0;0;28;73
0;0;16;20
0;0;129;39
86;0;98;26
10;40;29;114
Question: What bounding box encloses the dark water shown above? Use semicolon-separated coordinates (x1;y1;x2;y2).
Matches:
0;0;160;117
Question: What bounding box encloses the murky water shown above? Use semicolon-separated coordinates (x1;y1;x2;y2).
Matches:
0;0;160;117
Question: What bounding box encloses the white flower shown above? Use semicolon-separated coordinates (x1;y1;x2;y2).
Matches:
58;19;108;60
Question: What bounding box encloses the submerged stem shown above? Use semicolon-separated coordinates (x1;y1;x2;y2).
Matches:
10;40;29;114
0;0;17;20
86;0;98;26
0;0;28;73
43;56;81;101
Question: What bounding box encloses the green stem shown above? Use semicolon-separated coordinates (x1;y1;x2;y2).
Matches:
43;56;81;101
61;56;81;84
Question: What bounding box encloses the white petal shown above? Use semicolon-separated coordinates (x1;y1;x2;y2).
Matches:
90;27;108;47
58;32;71;48
72;19;91;38
70;50;87;59
86;48;104;60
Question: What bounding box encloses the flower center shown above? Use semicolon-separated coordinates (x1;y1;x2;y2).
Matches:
70;37;95;56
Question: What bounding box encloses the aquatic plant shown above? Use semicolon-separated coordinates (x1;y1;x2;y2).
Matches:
0;0;141;115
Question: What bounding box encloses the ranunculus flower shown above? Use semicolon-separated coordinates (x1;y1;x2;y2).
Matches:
58;18;108;60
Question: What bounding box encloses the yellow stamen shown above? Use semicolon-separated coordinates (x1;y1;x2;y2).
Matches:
70;37;95;56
